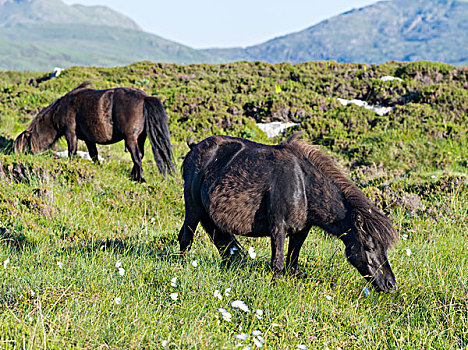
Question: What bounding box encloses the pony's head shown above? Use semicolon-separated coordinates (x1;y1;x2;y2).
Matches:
342;207;398;292
14;104;60;154
14;130;40;154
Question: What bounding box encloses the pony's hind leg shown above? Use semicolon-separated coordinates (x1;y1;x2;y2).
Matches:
178;214;200;253
85;140;100;164
201;216;244;264
270;223;287;280
125;136;145;182
137;132;146;160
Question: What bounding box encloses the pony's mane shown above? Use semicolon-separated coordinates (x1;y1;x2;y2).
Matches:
284;132;398;249
31;82;92;125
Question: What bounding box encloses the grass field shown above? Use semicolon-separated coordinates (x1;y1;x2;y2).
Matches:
0;61;467;349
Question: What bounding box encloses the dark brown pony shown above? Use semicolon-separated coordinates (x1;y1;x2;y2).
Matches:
14;82;174;181
179;133;399;292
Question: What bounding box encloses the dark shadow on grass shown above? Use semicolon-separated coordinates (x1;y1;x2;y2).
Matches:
57;235;185;263
0;135;14;155
0;228;37;251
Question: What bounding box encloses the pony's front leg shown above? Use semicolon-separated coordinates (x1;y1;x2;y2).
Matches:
85;141;100;164
270;223;287;280
286;229;309;275
65;131;78;158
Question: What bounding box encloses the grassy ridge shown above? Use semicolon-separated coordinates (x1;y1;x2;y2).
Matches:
0;61;467;349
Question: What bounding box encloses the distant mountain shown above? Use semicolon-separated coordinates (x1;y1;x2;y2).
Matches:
0;0;222;70
1;0;467;71
205;0;468;65
0;0;141;30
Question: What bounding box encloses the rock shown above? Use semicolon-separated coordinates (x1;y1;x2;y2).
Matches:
380;76;403;82
256;122;299;138
56;150;104;162
337;97;394;116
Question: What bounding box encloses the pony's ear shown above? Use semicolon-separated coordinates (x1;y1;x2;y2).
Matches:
14;131;30;154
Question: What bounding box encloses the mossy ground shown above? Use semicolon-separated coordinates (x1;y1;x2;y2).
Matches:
0;60;467;349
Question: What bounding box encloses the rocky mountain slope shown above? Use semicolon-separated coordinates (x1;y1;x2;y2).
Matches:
205;0;468;65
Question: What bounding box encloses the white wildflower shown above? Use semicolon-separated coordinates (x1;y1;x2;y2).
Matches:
170;293;178;301
242;346;252;350
230;246;239;255
252;330;262;336
296;345;307;350
252;337;263;348
118;267;125;276
57;261;63;269
363;287;370;297
214;290;223;300
402;234;409;240
256;335;265;343
248;247;257;259
225;287;231;296
218;308;232;322
232;300;250;312
234;333;249;341
3;258;10;269
255;309;263;319
115;260;122;268
114;297;121;304
170;277;177;287
161;340;168;348
325;295;332;301
405;248;412;256
191;260;198;267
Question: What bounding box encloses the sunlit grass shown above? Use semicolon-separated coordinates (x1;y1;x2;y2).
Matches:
1;151;467;349
1;60;467;348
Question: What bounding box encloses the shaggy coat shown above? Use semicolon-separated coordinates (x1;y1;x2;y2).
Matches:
15;82;174;181
179;133;398;292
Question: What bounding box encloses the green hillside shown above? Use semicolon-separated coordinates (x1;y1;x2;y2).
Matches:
0;61;467;348
0;0;222;71
0;24;223;71
206;0;468;65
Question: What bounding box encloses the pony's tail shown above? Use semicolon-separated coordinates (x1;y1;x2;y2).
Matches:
143;97;175;176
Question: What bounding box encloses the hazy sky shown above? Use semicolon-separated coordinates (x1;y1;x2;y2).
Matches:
62;0;380;48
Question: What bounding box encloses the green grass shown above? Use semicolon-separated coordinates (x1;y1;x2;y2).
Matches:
0;60;467;348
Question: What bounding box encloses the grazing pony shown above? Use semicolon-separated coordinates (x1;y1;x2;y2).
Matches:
179;133;398;292
14;82;174;181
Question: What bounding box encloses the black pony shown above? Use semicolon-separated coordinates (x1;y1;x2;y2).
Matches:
15;82;174;181
179;133;398;292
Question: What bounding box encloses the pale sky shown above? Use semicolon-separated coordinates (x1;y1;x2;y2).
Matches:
62;0;380;48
